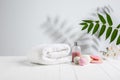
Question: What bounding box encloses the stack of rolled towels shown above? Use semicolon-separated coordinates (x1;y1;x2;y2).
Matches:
28;44;72;64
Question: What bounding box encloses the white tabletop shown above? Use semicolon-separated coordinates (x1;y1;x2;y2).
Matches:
0;56;120;80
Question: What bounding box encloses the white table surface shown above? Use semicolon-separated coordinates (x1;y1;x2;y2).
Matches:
0;56;120;80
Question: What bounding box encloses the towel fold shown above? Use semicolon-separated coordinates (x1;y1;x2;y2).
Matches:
28;43;72;64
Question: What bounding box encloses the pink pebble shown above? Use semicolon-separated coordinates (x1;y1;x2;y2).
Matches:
78;58;87;66
90;55;100;60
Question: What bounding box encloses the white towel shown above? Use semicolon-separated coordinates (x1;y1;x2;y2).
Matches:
28;43;72;64
42;44;71;58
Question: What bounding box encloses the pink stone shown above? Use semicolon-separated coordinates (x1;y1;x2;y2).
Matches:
90;55;100;60
78;58;87;66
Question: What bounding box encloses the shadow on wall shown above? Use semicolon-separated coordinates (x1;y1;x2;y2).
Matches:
40;5;116;55
40;16;101;55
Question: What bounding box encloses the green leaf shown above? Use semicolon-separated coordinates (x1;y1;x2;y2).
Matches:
106;13;113;26
80;23;87;25
110;29;118;43
87;23;94;33
98;25;106;37
98;13;106;24
116;24;120;29
116;35;120;45
106;27;112;40
82;24;88;30
82;20;93;23
92;23;99;34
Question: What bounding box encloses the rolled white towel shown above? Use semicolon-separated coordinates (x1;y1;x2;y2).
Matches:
27;43;72;64
42;44;71;59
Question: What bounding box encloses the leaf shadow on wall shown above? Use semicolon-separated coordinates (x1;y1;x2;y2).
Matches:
40;16;101;55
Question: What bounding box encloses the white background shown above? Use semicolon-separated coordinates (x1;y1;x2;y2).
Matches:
0;0;120;56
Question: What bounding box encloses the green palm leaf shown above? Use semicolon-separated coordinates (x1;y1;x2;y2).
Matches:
82;24;88;30
92;23;99;34
106;27;112;39
98;25;106;37
98;14;106;24
79;13;120;45
110;29;118;43
106;13;113;26
116;35;120;45
88;23;94;33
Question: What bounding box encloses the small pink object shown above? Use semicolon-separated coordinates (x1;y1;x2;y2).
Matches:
90;55;103;64
78;58;86;66
90;55;100;60
72;52;81;62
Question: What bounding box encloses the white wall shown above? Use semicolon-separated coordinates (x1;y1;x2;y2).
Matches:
0;0;120;56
